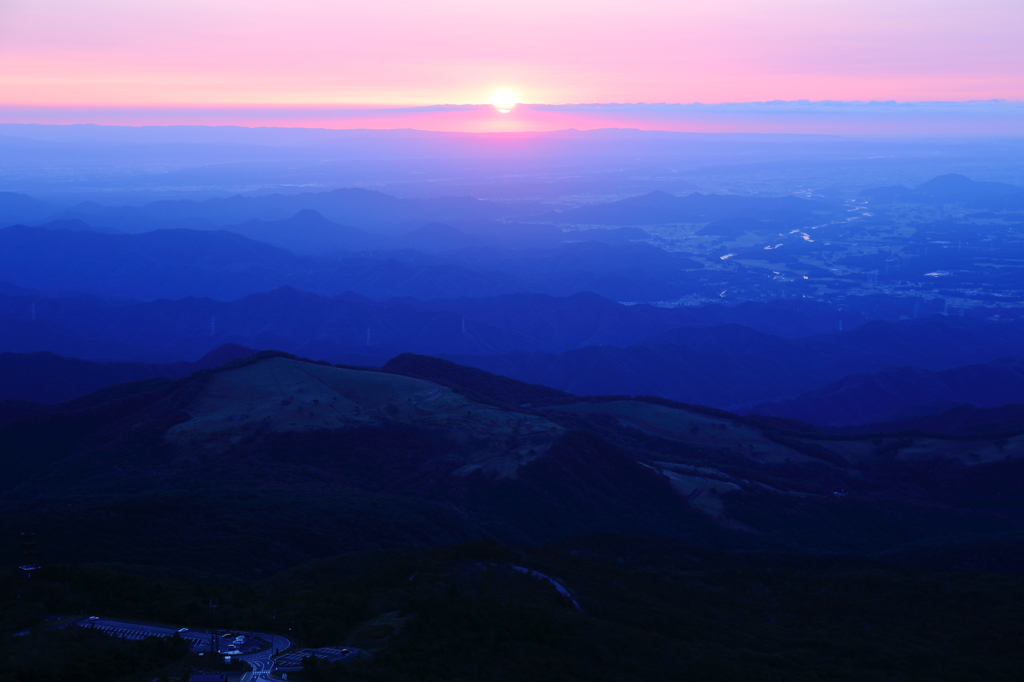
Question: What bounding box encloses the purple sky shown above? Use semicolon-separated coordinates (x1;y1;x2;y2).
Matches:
0;0;1021;132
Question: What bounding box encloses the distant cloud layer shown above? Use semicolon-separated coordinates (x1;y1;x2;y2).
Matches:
1;101;1022;136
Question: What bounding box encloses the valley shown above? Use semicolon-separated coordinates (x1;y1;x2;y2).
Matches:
0;0;1022;669
3;130;1024;680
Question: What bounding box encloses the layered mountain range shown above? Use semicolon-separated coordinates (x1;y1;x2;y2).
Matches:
4;168;1024;681
3;275;1023;422
3;175;1024;570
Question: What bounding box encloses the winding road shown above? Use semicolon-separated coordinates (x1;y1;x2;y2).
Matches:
239;632;292;682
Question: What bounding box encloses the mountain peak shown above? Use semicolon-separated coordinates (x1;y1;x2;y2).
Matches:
290;208;331;222
630;190;681;205
192;343;259;369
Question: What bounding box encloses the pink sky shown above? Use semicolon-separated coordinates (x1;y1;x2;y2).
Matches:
0;0;1021;127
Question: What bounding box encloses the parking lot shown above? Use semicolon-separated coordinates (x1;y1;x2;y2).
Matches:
77;618;211;652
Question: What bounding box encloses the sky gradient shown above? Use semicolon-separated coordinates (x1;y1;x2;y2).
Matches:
1;0;1021;130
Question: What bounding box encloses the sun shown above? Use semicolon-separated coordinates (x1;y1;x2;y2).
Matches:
491;89;518;113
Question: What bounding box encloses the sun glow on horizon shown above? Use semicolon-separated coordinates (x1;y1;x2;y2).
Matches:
491;89;518;113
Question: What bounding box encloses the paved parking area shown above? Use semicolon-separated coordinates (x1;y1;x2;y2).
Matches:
77;618;209;651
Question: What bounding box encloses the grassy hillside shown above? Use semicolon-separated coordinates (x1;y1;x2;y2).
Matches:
3;351;1024;578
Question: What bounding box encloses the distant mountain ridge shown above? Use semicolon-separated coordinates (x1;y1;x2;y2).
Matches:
219;210;651;256
859;174;1024;210
0;284;867;364
751;357;1024;426
224;209;386;254
445;316;1024;410
39;187;548;233
0;191;59;227
549;190;830;226
0;222;704;301
4;279;1023;411
2;185;840;239
848;401;1024;435
0;343;255;404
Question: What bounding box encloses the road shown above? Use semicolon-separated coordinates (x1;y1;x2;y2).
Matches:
241;658;274;682
509;566;584;611
240;632;292;682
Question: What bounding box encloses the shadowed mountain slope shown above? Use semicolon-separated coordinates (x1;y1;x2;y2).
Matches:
0;285;867;365
0;343;255;404
0;225;299;300
0;352;712;573
0;316;178;362
383;352;574;409
0;224;542;300
848;402;1024;435
0;191;59;228
6;281;1023;412
224;209;386;255
446;316;1024;410
751;357;1024;426
0;223;703;301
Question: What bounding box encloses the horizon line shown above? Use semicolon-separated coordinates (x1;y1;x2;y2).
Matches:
3;99;1024;109
3;100;1022;137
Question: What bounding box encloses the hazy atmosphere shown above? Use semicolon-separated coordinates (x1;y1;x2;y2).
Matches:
2;1;1024;681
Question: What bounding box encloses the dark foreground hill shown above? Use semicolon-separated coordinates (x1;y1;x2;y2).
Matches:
3;350;1024;580
0;352;697;573
5;537;1024;682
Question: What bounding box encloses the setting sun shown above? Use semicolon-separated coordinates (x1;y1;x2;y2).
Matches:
491;88;518;113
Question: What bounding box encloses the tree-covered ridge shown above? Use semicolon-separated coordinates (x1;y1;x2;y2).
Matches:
4;538;1024;681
